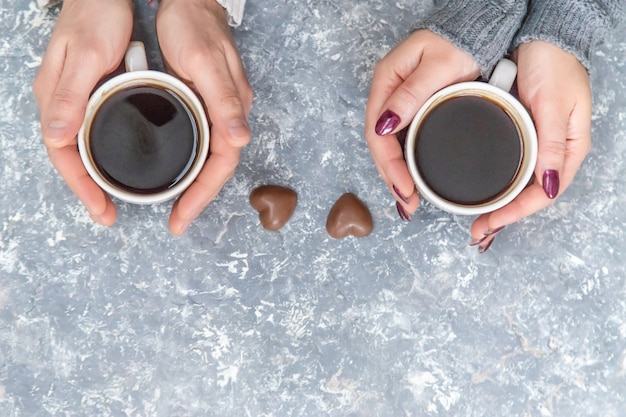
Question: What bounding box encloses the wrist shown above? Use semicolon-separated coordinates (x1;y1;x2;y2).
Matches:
158;0;225;13
416;0;526;76
60;0;132;9
512;0;609;72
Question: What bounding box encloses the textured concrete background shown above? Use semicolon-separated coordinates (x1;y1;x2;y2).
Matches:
1;1;625;416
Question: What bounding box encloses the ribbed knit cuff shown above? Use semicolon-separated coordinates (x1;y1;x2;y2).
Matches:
38;0;246;27
513;0;616;71
415;0;528;77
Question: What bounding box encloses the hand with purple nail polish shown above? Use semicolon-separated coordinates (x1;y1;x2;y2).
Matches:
469;41;592;249
365;30;479;218
518;41;591;204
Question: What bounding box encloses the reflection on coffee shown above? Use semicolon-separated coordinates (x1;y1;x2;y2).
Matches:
89;86;198;194
414;95;522;205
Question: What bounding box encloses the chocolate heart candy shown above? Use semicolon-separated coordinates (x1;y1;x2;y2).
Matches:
326;193;373;239
249;185;298;231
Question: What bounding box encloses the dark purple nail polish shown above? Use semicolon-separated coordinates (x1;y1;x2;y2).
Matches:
396;201;411;222
470;226;504;246
478;237;495;254
375;110;400;136
392;185;410;204
484;225;505;237
542;169;560;199
469;235;488;247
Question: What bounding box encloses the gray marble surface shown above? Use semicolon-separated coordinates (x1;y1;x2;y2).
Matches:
1;1;626;416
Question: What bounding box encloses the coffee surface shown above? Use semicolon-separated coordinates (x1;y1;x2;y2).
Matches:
90;86;198;194
415;95;522;205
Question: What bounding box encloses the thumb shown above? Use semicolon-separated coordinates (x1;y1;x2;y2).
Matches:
528;96;568;199
191;64;251;149
41;49;104;148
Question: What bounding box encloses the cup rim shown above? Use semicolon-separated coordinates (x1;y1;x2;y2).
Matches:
405;81;538;216
78;70;210;205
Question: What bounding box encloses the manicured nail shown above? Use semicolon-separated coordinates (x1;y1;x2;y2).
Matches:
396;201;411;222
375;110;400;136
392;184;410;204
542;169;560;199
470;225;505;246
478;237;495;254
45;121;67;141
228;120;250;142
484;225;505;236
469;235;488;247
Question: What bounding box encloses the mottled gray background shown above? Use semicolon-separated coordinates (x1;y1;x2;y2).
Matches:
1;1;626;416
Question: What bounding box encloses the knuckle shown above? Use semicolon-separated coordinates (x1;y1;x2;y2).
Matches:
394;84;420;107
186;44;224;68
74;42;116;73
80;44;107;64
541;139;567;157
218;92;244;112
51;87;78;112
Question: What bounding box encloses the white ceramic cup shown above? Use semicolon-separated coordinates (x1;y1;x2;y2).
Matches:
405;59;538;215
78;41;210;205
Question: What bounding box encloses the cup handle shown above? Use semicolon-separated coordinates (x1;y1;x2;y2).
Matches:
488;58;517;92
125;41;149;72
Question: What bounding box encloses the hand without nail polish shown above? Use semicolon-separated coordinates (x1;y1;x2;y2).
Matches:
228;120;250;142
45;121;68;142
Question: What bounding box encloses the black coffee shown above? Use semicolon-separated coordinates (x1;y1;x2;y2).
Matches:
415;95;522;205
89;85;198;194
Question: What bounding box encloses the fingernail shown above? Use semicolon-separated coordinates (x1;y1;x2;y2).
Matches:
396;201;411;222
469;235;488;247
484;225;505;237
542;169;560;199
392;184;410;204
46;121;67;141
478;237;495;254
470;225;505;246
228;120;250;141
375;110;400;136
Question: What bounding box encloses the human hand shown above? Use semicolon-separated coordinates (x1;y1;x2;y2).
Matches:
365;30;480;221
33;0;133;226
156;0;253;235
470;41;592;253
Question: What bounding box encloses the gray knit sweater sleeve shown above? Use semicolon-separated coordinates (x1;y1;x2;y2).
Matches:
513;0;624;71
415;0;529;76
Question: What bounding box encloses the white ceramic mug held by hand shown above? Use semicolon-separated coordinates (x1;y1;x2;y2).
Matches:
78;41;210;205
405;58;538;216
